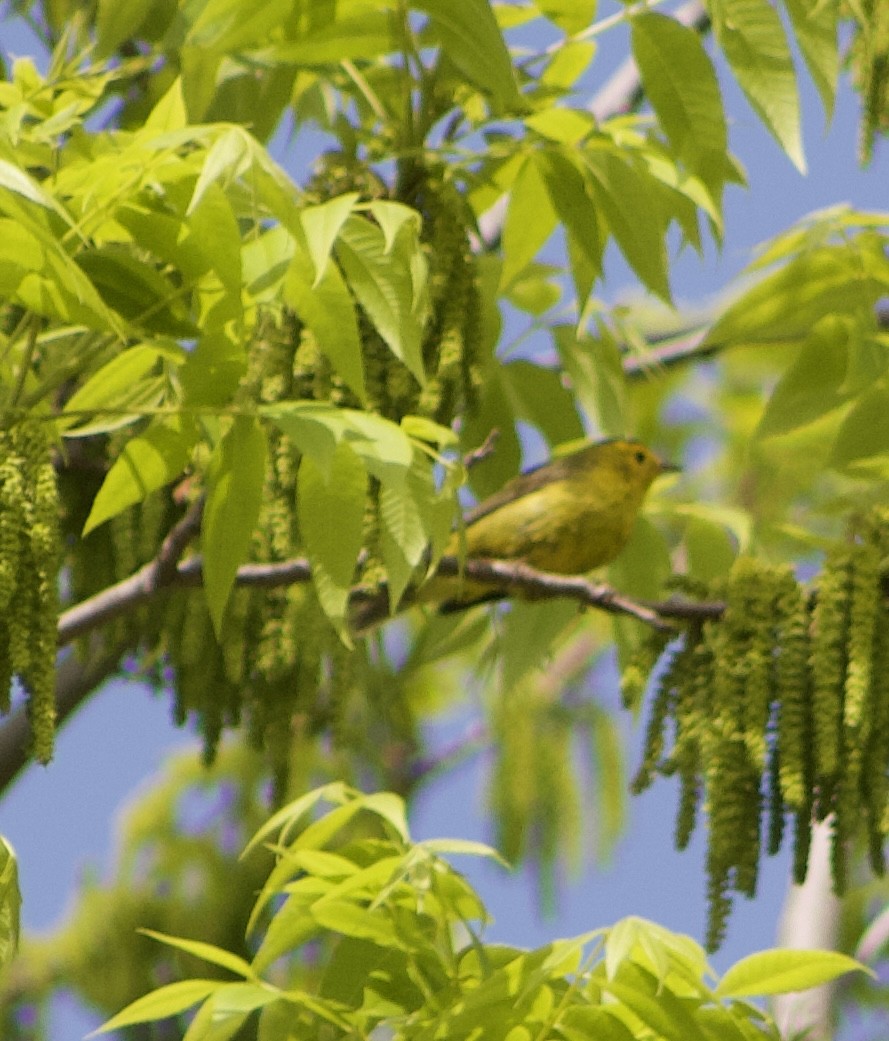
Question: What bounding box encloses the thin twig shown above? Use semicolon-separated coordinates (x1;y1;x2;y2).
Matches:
463;429;500;469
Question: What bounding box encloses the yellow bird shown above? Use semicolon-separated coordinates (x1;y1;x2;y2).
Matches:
351;438;677;631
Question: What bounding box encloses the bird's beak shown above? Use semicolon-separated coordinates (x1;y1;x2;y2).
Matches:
659;459;681;474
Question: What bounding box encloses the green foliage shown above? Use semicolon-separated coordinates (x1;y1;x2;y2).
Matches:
0;838;19;972
95;785;868;1041
0;0;886;1031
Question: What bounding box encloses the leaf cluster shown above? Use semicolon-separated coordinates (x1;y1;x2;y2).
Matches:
94;783;868;1041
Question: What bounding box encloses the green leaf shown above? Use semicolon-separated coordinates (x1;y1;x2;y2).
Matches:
414;0;522;109
311;900;400;945
537;149;603;307
710;0;805;172
75;247;199;337
631;13;728;177
715;948;869;997
300;193;359;285
96;0;155;56
829;385;889;469
500;154;558;291
139;929;255;979
602;963;707;1041
525;107;596;145
783;0;839;118
335;214;426;384
756;316;853;438
552;324;627;437
284;248;366;401
379;469;428;612
0;158;60;210
536;0;596;35
583;148;671;301
83;415;199;534
188;127;252;215
203;416;267;635
0;218;44;293
251;891;325;974
297;441;367;631
500;361;585;448
269;8;397;63
241;782;353;860
242;224;294;302
61;345;168;435
91;980;222;1034
181;995;248;1041
400;414;459;447
186;181;244;296
180;330;248;408
419;837;506;863
367;200;422;253
561;1007;637;1041
683;516;737;582
541;40;597;91
0;837;20;970
185;0;295;56
262;402;412;484
706;247;883;349
144;76;189;132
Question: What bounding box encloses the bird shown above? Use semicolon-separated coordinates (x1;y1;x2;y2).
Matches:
350;437;677;631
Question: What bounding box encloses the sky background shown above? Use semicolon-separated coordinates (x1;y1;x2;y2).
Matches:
0;5;887;1039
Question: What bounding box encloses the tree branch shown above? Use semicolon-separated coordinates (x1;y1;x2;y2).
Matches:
58;499;204;645
58;549;726;650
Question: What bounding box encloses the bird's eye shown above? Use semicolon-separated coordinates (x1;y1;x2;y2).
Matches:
634;449;646;465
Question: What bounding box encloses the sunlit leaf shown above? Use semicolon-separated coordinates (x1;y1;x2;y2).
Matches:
203;416;267;634
83;415;199;534
715;948;869;997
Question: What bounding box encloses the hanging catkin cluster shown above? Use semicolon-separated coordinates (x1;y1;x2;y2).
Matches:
631;509;889;950
161;159;479;790
0;421;61;763
847;0;889;163
305;152;483;427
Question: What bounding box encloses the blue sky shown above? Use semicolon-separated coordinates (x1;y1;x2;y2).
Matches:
1;7;887;1039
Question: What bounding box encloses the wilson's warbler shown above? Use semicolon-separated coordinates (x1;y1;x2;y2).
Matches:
352;438;677;630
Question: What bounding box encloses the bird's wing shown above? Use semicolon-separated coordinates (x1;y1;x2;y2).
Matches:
462;455;576;526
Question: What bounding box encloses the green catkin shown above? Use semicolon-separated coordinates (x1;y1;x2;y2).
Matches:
536;719;580;897
326;635;357;752
632;514;889;946
630;645;683;794
832;541;881;892
665;628;707;849
0;626;11;716
171;592;213;727
675;633;717;849
0;451;25;613
775;572;812;810
852;0;889;163
704;736;749;950
741;565;776;772
861;598;889;874
493;684;538;864
809;545;853;816
792;797;814;885
0;423;62;762
766;734;785;857
619;628;672;710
